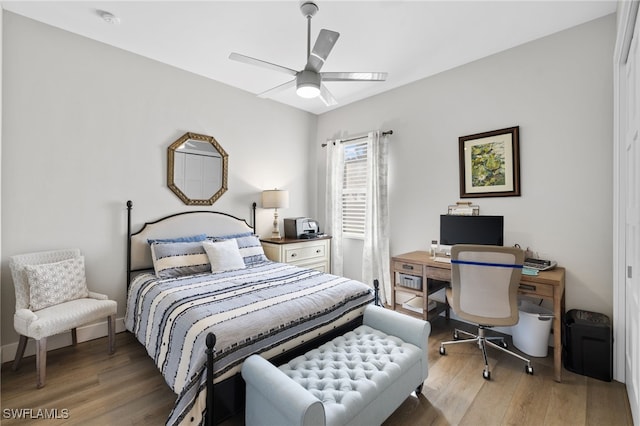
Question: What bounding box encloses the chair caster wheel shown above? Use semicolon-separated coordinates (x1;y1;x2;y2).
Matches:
501;341;508;349
439;346;446;355
525;365;534;375
453;330;460;340
415;383;424;394
483;370;491;380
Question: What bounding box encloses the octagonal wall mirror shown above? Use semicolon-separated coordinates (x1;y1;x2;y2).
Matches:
167;132;228;205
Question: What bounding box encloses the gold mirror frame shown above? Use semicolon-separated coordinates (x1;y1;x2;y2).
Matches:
167;132;228;205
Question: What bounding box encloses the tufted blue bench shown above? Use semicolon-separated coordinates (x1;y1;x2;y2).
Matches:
241;305;430;426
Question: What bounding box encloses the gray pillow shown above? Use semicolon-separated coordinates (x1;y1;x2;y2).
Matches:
26;256;90;311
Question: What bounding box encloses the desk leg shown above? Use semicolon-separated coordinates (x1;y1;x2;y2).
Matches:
553;286;564;382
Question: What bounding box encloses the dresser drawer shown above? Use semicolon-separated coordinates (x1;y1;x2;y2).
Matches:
261;237;331;274
284;242;327;262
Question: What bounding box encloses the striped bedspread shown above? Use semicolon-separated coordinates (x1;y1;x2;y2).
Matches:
125;261;373;425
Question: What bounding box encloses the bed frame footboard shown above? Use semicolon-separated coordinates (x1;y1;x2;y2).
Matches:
205;333;216;426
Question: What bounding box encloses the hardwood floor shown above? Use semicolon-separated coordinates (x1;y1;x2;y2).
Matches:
1;317;633;425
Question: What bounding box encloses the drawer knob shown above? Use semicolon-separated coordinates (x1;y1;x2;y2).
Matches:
291;253;297;258
402;264;414;270
316;249;321;253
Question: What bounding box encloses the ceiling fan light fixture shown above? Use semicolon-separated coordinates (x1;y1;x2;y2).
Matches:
296;70;321;98
229;1;387;106
296;84;320;98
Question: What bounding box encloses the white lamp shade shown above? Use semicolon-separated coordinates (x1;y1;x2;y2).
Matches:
262;189;289;209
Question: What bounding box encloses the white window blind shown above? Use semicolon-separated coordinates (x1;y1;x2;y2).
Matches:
342;140;369;237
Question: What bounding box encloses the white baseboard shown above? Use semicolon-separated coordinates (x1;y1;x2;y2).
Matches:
1;317;127;364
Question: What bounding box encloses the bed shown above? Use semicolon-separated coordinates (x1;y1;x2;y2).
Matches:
124;201;376;425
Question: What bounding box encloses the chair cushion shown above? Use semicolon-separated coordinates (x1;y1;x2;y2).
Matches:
15;297;117;340
25;257;89;311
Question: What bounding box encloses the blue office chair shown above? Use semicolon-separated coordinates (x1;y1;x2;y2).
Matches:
439;244;534;380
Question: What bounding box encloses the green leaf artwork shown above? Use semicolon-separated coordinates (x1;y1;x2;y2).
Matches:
471;142;506;187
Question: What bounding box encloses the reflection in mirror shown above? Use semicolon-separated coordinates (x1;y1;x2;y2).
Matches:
167;132;228;205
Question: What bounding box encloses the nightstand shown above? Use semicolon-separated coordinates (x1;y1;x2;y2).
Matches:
260;236;331;273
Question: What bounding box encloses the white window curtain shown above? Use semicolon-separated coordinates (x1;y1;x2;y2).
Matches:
325;139;344;276
361;131;391;305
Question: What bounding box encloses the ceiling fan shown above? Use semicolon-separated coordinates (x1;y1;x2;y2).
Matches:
229;1;388;106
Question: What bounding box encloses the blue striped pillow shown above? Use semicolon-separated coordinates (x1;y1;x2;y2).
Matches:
235;235;269;267
147;234;207;244
150;241;211;278
210;233;269;267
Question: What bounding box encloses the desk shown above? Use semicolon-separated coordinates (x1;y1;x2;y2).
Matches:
391;250;565;382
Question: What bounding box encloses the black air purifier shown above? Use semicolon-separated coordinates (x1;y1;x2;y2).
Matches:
563;309;612;382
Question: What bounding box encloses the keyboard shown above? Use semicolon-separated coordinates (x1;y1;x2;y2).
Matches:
433;256;451;264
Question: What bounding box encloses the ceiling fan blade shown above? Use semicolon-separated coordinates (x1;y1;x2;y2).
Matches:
322;72;388;82
318;84;338;106
229;52;298;76
257;79;297;98
306;29;340;73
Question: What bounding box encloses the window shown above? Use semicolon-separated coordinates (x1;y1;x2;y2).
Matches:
342;140;368;238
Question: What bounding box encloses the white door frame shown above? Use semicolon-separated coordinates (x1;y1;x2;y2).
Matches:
613;2;639;424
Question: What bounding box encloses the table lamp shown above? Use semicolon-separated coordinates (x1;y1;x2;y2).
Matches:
262;189;289;239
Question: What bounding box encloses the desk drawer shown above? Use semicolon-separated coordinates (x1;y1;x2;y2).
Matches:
393;261;423;274
424;266;451;282
284;243;326;262
519;282;553;298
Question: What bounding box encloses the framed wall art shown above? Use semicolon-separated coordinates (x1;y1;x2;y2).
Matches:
458;126;520;198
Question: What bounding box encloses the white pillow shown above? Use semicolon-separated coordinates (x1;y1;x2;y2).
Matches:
25;256;90;311
202;239;246;272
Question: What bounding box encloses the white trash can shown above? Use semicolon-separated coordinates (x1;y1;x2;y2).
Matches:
512;300;554;357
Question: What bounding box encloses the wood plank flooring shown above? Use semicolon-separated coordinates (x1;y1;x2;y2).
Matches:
1;316;633;425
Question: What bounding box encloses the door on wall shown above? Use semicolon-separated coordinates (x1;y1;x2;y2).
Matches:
623;9;640;424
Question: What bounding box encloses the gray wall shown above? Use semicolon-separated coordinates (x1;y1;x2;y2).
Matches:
1;11;616;355
1;13;315;349
315;15;616;317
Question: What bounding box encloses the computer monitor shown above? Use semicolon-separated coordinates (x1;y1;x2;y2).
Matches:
439;215;504;247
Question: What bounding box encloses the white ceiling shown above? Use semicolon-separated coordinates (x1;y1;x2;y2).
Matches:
2;1;617;115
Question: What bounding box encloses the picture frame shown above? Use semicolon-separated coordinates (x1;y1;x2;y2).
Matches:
458;126;520;198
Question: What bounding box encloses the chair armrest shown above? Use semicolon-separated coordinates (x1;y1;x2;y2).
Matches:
14;309;37;334
241;355;325;426
362;305;430;351
88;291;108;300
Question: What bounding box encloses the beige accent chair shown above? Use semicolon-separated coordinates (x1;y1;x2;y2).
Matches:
439;244;533;380
9;249;117;388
